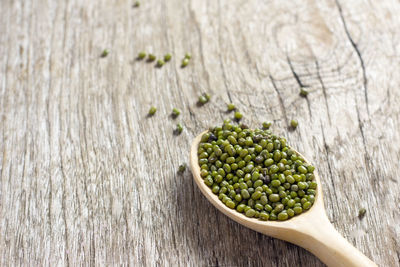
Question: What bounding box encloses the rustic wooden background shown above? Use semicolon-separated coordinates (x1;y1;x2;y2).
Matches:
1;0;399;266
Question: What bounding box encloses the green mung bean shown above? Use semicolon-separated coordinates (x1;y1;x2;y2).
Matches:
181;58;189;67
290;119;298;129
227;103;236;111
138;51;146;59
157;59;165;67
358;208;366;219
300;88;308;97
172;108;181;118
148;54;156;62
234;112;243;120
164;53;172;61
178;164;186;173
262;122;272;129
148;106;157;116
101;49;109;57
176;123;183;135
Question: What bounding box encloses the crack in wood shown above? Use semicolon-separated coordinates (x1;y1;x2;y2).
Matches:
269;75;289;128
286;57;312;120
336;0;370;117
315;60;332;124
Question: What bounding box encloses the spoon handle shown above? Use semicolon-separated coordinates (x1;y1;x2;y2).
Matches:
292;216;377;267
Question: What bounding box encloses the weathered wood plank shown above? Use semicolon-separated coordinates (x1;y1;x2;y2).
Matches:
0;0;399;266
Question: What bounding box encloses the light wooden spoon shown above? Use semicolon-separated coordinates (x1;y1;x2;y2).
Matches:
190;131;377;267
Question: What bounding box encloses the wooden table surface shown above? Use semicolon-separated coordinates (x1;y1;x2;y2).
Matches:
1;0;400;266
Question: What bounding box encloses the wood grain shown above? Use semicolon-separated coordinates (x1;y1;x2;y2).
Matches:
0;0;399;266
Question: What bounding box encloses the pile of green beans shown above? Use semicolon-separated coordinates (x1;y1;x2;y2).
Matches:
197;120;317;221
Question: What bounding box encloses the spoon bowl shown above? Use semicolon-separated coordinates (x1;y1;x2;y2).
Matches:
190;131;376;267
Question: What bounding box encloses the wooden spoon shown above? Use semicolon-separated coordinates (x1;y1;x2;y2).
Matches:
190;131;377;267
